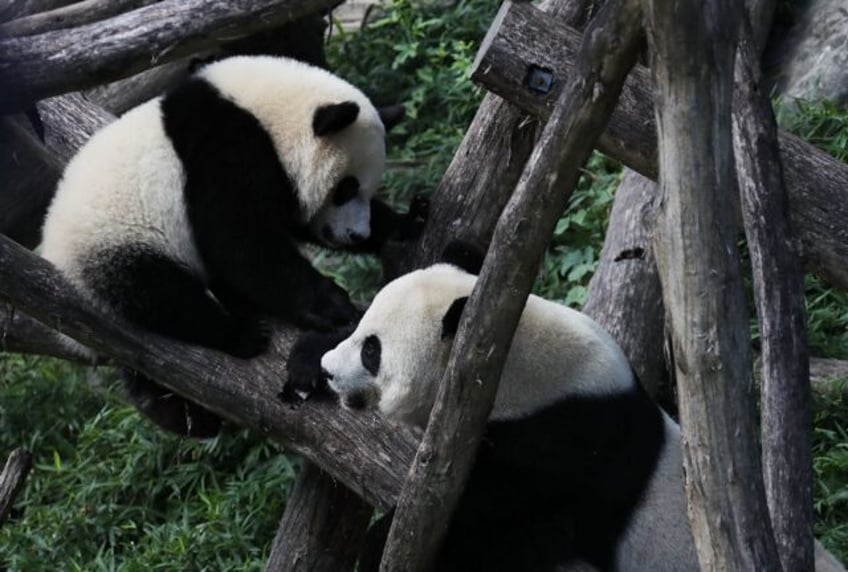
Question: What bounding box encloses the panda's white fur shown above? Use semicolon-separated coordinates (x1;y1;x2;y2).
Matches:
42;56;386;293
321;263;697;571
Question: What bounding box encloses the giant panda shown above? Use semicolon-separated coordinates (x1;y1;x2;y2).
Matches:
312;262;697;572
40;55;426;437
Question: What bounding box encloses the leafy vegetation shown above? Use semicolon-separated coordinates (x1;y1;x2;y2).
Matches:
1;0;846;568
0;356;295;570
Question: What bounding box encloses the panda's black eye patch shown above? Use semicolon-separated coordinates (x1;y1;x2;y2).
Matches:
333;177;360;206
361;335;381;376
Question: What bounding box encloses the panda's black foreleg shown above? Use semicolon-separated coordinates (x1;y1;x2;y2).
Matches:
85;245;269;358
203;241;361;332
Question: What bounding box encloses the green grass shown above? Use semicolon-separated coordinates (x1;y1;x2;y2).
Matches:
0;356;296;570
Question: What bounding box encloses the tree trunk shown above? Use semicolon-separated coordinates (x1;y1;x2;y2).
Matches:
0;0;160;37
266;463;372;572
643;0;781;569
733;18;813;572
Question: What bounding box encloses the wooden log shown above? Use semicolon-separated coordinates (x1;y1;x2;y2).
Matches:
0;305;93;361
379;0;644;569
0;0;160;37
0;0;339;113
583;169;668;399
0;115;62;248
0;0;76;23
0;234;417;511
37;92;114;163
643;0;781;568
266;463;372;572
0;448;32;528
470;2;848;291
733;17;813;572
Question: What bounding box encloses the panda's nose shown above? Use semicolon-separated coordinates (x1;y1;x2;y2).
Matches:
348;231;366;243
320;368;333;382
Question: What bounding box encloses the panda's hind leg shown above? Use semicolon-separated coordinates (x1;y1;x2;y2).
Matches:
83;243;268;358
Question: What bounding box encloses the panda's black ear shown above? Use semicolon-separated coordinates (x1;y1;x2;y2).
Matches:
313;101;360;136
377;104;405;132
442;240;485;275
441;296;469;340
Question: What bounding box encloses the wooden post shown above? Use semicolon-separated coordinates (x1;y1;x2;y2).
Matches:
733;16;813;572
643;0;782;568
266;463;372;572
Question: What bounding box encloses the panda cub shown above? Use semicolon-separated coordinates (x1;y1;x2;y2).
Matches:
40;55;425;436
316;263;697;572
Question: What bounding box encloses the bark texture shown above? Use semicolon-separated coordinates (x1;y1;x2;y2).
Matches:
0;0;76;23
0;448;33;528
582;169;667;399
266;463;372;572
0;116;62;248
733;19;813;572
379;0;643;569
0;0;160;37
643;0;781;569
0;0;337;112
471;2;848;290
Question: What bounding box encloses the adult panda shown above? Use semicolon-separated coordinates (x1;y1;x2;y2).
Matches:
40;55;426;437
310;262;697;572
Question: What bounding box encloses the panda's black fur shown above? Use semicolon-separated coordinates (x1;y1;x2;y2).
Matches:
41;56;426;437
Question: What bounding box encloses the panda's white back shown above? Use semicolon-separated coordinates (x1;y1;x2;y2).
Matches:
40;99;201;288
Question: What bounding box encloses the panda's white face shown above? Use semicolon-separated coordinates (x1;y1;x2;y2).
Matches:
197;56;389;248
321;265;474;427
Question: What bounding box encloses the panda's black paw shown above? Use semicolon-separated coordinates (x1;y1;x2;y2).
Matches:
301;281;361;331
281;328;351;404
226;316;271;359
397;194;430;241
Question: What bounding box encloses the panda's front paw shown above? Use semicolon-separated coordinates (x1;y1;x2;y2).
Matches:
303;281;360;331
281;328;351;404
226;316;271;359
397;194;430;241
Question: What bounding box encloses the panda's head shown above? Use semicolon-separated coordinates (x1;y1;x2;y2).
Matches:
197;56;403;247
320;264;476;427
320;259;637;428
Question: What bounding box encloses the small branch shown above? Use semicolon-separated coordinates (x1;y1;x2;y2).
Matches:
0;304;94;361
379;1;643;569
643;0;782;568
266;463;372;572
733;16;813;572
0;448;33;528
0;0;160;37
0;233;417;511
0;0;339;113
470;3;848;291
